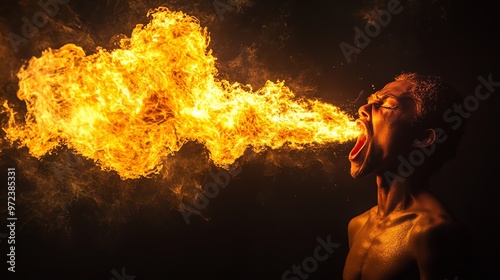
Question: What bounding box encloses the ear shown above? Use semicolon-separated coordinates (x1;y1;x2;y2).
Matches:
413;128;436;148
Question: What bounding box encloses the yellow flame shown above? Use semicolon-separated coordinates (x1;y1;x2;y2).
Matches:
3;7;359;179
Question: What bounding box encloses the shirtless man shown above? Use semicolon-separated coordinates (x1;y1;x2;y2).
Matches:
343;73;472;279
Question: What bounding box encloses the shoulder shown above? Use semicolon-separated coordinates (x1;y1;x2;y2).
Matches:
347;206;375;247
408;209;472;278
409;213;459;250
348;206;375;230
408;191;459;241
408;194;462;253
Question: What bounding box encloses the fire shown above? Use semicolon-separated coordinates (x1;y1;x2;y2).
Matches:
3;7;359;179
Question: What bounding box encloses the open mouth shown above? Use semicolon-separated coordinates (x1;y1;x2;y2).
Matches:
349;120;369;160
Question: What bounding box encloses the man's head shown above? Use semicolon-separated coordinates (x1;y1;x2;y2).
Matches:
349;72;465;181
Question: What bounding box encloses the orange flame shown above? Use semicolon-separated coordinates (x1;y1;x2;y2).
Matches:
3;7;359;179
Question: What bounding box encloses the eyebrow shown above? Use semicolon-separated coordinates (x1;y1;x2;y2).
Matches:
367;93;394;102
367;93;413;102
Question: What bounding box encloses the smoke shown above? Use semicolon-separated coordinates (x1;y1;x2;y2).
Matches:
0;1;355;235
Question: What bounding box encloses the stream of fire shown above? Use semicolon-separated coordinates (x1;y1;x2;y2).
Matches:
2;7;359;180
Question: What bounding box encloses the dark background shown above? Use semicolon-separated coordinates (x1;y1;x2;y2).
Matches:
1;0;499;279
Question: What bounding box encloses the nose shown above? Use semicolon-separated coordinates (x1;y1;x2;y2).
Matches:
357;103;371;120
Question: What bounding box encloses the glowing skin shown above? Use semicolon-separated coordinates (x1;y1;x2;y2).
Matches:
349;80;417;179
343;80;470;279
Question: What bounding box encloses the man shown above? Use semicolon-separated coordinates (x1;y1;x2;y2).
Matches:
343;72;473;279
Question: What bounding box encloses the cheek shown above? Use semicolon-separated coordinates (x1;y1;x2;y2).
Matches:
372;118;414;155
387;125;416;155
372;117;394;144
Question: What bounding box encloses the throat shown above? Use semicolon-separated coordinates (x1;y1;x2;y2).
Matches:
375;177;415;216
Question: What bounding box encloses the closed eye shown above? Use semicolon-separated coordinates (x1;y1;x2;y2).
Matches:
365;93;400;114
371;102;398;111
379;105;398;111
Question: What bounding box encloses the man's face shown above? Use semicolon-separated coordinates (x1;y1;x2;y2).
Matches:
349;80;418;178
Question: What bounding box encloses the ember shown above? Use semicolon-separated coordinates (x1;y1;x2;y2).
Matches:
3;7;359;180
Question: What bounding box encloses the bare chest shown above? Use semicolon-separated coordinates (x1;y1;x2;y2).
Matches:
344;219;420;279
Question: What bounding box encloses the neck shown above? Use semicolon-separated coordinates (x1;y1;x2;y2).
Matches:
374;175;426;218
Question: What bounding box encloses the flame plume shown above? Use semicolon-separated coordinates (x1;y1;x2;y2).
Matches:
3;7;359;180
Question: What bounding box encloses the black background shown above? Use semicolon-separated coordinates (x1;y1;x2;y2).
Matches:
1;0;499;279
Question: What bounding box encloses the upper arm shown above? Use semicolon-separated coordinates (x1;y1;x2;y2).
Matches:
347;211;369;248
347;218;358;249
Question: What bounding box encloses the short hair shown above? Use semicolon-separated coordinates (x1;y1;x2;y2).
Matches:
394;72;460;128
394;72;466;177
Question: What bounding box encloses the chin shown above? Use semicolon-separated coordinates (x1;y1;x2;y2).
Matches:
350;164;367;178
349;163;361;178
349;152;375;179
